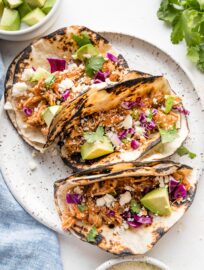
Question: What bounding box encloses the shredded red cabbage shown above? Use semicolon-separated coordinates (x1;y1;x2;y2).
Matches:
174;105;190;116
131;139;140;150
173;184;187;200
66;193;83;204
62;90;70;100
169;176;187;200
94;70;110;83
121;97;144;109
47;58;66;73
106;52;118;62
23;107;33;116
118;128;135;140
152;108;158;115
139;112;146;123
107;210;115;217
134;214;153;224
122;210;153;228
32;66;36;71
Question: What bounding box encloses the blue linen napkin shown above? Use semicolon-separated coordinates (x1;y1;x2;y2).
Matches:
0;54;63;270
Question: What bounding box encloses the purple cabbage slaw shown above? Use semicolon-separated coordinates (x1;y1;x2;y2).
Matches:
122;210;153;228
66;193;83;204
47;58;66;73
169;176;187;200
94;70;110;83
106;52;118;62
23;107;33;116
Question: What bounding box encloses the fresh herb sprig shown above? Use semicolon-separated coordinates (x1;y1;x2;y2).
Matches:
157;0;204;72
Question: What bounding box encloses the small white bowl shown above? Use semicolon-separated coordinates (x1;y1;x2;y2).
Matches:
0;0;61;41
96;256;171;270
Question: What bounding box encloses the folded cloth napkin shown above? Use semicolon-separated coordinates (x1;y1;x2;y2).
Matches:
0;54;62;270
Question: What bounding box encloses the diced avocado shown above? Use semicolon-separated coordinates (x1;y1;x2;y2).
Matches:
81;138;114;160
75;44;99;61
42;105;62;127
25;0;46;8
18;1;32;18
31;67;50;82
42;0;55;14
22;7;45;26
7;0;23;9
141;188;172;216
0;0;4;17
0;7;20;31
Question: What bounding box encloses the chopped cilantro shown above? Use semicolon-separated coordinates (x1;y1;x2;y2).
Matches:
159;125;178;143
77;204;87;212
157;0;204;72
83;126;105;143
45;75;56;88
87;226;98;243
132;109;139;120
130;200;141;214
177;146;197;159
73;31;91;47
146;109;153;122
85;56;105;77
164;95;174;114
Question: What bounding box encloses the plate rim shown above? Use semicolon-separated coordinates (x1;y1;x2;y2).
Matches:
1;31;204;234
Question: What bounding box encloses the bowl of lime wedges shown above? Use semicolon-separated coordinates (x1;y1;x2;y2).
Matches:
0;0;61;41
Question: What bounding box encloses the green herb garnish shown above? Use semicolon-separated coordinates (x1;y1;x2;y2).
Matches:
73;31;91;47
132;109;139;120
164;95;174;114
157;0;204;72
159;125;178;143
87;226;98;243
45;75;56;88
130;200;141;214
85;56;105;77
77;204;87;212
146;109;153;122
83;126;105;143
177;146;197;159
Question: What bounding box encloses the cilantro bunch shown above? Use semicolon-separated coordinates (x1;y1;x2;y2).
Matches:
157;0;204;72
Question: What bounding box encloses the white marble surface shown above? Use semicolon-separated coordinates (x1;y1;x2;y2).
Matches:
0;0;204;269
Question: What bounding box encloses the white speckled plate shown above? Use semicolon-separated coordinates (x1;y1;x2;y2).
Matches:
0;32;204;235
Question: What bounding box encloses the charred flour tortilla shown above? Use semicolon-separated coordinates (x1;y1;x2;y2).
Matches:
54;161;195;255
48;76;189;170
4;25;132;152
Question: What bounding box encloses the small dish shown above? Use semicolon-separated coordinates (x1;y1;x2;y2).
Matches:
96;256;170;270
0;0;61;41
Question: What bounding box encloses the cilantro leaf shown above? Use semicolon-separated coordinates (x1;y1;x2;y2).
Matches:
146;109;153;122
45;75;56;88
130;200;141;214
177;146;197;159
73;31;91;47
87;226;98;243
159;125;178;143
164;95;174;114
83;126;105;143
77;204;87;212
157;1;204;72
85;56;105;77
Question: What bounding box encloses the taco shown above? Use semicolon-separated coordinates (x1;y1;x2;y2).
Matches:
49;76;189;170
4;25;134;152
54;161;195;255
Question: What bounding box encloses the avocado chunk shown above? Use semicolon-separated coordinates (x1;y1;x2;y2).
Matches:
141;188;172;216
7;0;23;9
42;105;62;127
81;138;114;160
75;44;99;61
25;0;46;8
18;1;32;18
0;7;20;31
22;7;45;26
42;0;55;14
0;0;4;17
31;67;50;82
